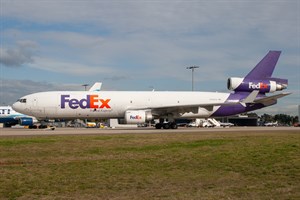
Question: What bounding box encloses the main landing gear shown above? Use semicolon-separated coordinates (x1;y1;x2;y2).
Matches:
155;122;178;129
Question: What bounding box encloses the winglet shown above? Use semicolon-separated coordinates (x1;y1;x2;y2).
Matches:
89;82;102;91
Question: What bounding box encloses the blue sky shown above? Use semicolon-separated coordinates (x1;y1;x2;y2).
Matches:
0;0;299;115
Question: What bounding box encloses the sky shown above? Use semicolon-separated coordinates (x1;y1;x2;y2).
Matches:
0;0;299;116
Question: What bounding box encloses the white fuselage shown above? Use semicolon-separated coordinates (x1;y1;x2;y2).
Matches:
12;91;230;120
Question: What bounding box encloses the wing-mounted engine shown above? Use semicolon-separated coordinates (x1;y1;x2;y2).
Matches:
227;77;288;93
18;117;37;126
124;110;153;124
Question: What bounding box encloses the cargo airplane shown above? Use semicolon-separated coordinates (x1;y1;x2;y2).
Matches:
12;51;290;129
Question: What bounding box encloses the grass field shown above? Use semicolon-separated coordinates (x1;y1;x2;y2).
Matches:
0;130;299;199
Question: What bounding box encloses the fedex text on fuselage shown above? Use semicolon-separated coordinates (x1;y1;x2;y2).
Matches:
61;95;111;109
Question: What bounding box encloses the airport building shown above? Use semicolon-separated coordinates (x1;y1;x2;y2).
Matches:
218;116;258;126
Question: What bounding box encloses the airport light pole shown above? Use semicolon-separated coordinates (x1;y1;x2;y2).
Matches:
186;66;199;91
82;84;89;126
82;84;89;91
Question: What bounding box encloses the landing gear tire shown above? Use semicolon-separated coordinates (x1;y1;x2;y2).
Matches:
163;123;170;129
155;123;163;129
170;123;178;129
155;122;178;129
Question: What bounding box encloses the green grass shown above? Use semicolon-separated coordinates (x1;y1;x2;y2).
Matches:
0;131;299;199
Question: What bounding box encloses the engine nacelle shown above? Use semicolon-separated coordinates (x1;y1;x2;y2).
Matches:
19;117;34;126
124;110;153;124
227;77;287;93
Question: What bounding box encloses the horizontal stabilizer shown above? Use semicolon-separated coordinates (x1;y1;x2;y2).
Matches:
254;92;291;105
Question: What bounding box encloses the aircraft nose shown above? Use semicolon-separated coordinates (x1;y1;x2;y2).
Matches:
12;97;27;113
12;101;21;112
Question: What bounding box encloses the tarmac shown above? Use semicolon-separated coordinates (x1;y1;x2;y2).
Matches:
0;126;299;137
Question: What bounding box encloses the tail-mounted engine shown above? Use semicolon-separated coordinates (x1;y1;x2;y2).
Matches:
227;77;288;93
124;110;153;124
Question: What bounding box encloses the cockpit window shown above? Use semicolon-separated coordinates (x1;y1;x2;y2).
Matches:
17;99;27;103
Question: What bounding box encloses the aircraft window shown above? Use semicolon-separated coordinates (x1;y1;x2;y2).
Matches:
18;99;27;103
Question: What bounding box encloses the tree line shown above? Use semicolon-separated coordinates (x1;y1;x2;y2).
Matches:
260;113;299;126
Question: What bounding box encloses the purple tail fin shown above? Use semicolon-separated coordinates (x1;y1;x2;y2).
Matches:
245;51;281;79
228;51;288;93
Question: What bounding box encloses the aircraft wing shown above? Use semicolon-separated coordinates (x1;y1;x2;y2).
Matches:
147;91;260;115
11;115;25;120
138;91;291;116
146;101;239;117
13;115;37;120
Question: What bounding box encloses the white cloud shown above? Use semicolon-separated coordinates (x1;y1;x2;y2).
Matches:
2;1;298;36
29;56;114;76
0;40;38;67
40;31;106;49
0;79;84;105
